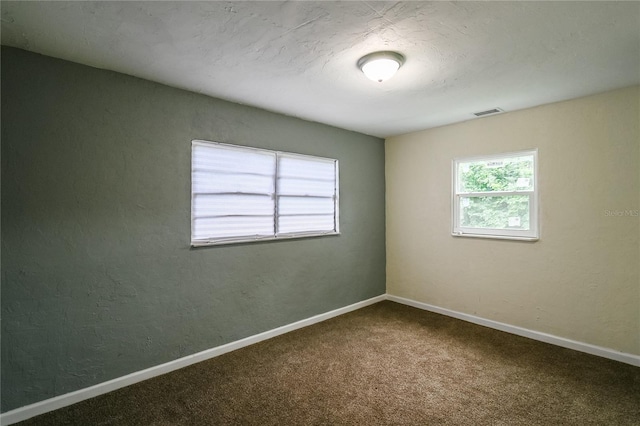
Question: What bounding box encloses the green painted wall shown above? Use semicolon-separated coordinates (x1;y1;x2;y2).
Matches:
0;47;386;412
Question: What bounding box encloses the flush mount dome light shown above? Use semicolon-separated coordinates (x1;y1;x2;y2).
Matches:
358;51;405;83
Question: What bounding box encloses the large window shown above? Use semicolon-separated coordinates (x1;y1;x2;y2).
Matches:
191;140;339;246
452;149;538;240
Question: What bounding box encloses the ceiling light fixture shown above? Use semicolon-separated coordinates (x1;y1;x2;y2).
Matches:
357;51;405;83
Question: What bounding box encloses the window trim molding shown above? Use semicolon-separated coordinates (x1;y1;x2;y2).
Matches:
451;149;539;241
191;140;340;247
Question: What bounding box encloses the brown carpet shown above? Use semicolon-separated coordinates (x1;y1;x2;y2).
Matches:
17;301;640;425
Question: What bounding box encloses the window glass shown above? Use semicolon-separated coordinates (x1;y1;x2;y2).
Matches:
453;150;538;240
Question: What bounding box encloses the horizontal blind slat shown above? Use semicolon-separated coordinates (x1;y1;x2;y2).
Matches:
194;194;274;217
278;178;336;197
193;170;274;194
278;155;336;180
278;196;335;215
278;215;336;234
193;144;275;175
193;216;274;240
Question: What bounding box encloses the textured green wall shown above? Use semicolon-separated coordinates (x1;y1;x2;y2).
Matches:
0;47;386;412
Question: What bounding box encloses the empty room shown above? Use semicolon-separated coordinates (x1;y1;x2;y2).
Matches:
1;1;638;425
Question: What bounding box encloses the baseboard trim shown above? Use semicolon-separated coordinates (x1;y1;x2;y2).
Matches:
3;293;637;424
386;294;640;367
0;294;385;426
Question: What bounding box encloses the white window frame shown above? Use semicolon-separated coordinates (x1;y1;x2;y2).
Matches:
452;149;539;241
191;140;339;247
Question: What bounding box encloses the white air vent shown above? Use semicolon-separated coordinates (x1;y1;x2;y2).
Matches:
473;108;504;117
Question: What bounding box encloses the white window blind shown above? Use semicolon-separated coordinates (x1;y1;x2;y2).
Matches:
277;153;338;234
191;140;339;246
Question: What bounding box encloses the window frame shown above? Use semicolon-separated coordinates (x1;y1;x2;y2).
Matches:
191;140;339;247
451;149;539;241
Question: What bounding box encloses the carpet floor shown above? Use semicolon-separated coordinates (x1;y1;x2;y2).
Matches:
17;301;640;425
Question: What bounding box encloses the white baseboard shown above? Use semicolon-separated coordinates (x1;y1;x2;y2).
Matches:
3;293;638;425
0;295;386;426
386;294;640;368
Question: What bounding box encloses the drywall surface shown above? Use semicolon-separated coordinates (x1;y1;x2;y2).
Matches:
386;86;639;356
0;47;386;412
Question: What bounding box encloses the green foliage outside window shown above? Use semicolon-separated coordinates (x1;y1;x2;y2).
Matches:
458;156;533;230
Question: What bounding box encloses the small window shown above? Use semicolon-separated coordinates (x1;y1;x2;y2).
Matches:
452;149;538;240
191;140;339;246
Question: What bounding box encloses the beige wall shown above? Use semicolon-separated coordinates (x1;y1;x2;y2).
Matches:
386;86;639;356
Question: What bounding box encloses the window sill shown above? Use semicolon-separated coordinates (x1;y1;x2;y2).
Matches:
451;232;539;242
192;231;340;247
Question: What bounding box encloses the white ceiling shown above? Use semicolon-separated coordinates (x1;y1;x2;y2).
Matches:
2;1;639;138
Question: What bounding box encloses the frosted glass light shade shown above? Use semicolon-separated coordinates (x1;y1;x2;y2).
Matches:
358;51;404;83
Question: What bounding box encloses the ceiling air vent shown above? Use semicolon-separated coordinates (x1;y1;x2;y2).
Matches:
473;108;504;117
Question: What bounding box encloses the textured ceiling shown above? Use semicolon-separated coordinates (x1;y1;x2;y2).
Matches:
2;1;639;138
